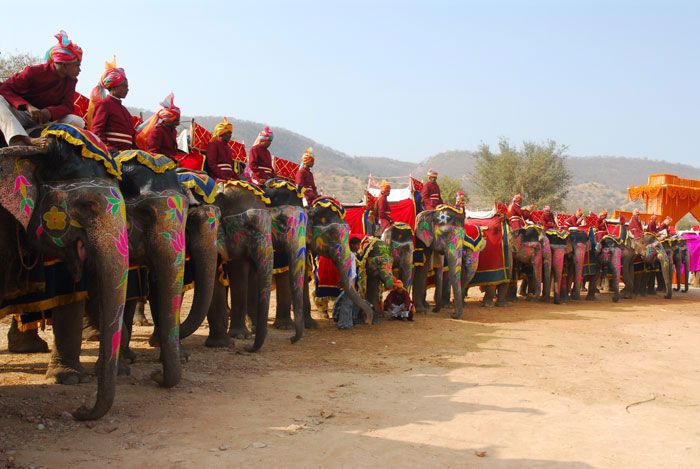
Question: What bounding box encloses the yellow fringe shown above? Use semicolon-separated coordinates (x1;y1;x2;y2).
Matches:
1;291;88;317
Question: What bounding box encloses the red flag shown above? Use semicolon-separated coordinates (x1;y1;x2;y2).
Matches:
190;121;211;152
228;140;247;162
410;177;424;192
73;92;90;120
273;156;300;181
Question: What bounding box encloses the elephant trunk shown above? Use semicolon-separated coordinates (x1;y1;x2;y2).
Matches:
571;241;587;300
674;252;682;292
433;253;444;310
657;248;673;300
179;211;219;339
529;242;543;297
287;241;306;344
610;247;622;302
73;200;129;420
398;248;414;291
447;247;463;319
540;236;552;301
334;253;373;323
247;218;273;352
551;246;566;304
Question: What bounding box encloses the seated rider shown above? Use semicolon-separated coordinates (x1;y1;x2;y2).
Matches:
594;210;609;242
656;216;673;238
383;279;414;321
507;193;531;230
136;93;181;157
628;208;644;238
248;126;275;185
646;214;658;233
541;205;558;230
377;180;394;234
455;190;466;210
89;57;136;153
295;147;319;205
0;30;84;147
205;117;238;181
563;208;586;228
420;169;443;211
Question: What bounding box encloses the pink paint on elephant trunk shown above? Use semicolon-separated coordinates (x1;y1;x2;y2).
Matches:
551;248;566;297
76;238;86;263
573;243;586;286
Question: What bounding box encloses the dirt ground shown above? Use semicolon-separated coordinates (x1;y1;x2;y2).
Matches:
1;287;699;468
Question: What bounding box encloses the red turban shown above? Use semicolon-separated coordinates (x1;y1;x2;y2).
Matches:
301;147;314;165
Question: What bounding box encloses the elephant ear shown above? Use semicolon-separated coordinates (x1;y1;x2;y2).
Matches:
0;155;39;232
415;211;435;247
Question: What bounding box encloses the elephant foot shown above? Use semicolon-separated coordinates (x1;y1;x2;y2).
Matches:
205;334;234;348
133;315;152;327
664;293;672;300
7;323;49;354
585;294;595;301
495;300;508;307
451;311;463;319
305;317;320;329
228;327;252;340
121;346;137;364
622;292;633;300
432;306;441;313
117;358;131;376
148;333;160;348
46;363;90;385
179;346;190;364
272;317;294;330
570;292;581;301
612;295;620;303
481;300;494;308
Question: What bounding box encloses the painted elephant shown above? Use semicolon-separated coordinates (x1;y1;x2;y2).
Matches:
0;137;128;420
437;221;489;305
632;232;673;299
304;197;374;326
115;157;189;386
671;237;690;292
566;229;591;300
381;222;414;290
508;226;547;301
357;237;394;323
412;205;465;319
205;180;273;351
544;230;573;304
586;227;627;302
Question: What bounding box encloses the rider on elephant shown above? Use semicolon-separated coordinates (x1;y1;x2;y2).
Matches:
383;279;414;321
248;126;274;185
420;169;443;211
205;117;238;181
541;205;558;230
455;190;466;210
595;210;609;242
507;194;531;230
646;214;658;233
89;57;136;153
295;147;319;205
563;208;585;228
136;93;181;157
377;180;393;234
628;208;644;238
0;30;84;147
657;216;673;238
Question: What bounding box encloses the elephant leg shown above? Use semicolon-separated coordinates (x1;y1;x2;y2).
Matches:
495;282;509;307
272;271;294;330
133;300;151;326
432;254;444;313
448;251;463;319
205;282;233;348
481;285;495;307
7;317;49;354
46;302;90;385
228;261;252;339
551;248;565;304
118;300;138;376
412;265;429;314
585;274;598;300
440;268;452;307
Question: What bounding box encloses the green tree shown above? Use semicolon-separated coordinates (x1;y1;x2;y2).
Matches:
438;175;468;206
472;138;572;209
0;51;41;79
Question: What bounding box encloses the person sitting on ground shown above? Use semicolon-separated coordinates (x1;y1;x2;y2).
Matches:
383;279;414;321
205;117;238;181
628;208;644;238
295;147;319;204
563;208;585;228
541;205;558;230
0;30;84;147
377;180;394;234
89;57;136;153
248;126;274;185
136;93;181;157
420;169;443;211
646;214;658;233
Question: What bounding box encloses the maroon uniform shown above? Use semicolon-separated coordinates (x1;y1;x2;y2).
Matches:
507;202;530;230
205;139;237;180
0;63;76;120
628;214;643;238
420;180;443;211
144;124;178;157
647;219;658;233
90;95;136;152
541;212;558;230
295;165;318;204
564;214;585;228
596;217;608;233
248;144;274;184
377;193;393;233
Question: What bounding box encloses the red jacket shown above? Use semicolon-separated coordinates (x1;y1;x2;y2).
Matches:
507;202;530;230
564;214;584;228
628;214;643;238
248;144;274;184
295;165;318;204
383;288;413;312
647;219;658;233
420;181;443;210
144;124;178;157
541;212;558;230
0;63;77;120
377;194;393;232
596;217;608;233
90;95;136;152
205;139;237;180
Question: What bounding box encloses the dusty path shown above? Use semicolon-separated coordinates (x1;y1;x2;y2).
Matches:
1;289;699;468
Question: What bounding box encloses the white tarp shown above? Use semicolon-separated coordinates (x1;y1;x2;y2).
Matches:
177;129;189;153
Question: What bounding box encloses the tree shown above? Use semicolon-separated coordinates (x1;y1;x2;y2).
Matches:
0;51;41;80
438;175;468;206
472;138;572;210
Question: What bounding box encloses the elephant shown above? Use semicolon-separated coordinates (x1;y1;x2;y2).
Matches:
204;180;273;351
566;229;591;300
632;232;673;299
114;155;189;387
544;230;573;304
671;237;690;292
0;136;128;420
586;227;627;302
436;221;489;305
412;205;466;319
357;237;394;323
381;222;414;290
508;226;547;301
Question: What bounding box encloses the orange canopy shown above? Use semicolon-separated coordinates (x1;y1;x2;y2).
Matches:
627;173;700;222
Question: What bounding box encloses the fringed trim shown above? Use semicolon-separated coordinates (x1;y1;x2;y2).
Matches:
1;291;88;317
311;197;345;219
221;180;271;205
267;179;305;199
41;124;121;180
435;204;464;215
115;149;177;174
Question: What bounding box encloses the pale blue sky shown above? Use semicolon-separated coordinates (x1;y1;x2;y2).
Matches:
2;1;698;164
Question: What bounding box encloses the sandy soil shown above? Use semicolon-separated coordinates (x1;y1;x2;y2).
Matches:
1;287;699;468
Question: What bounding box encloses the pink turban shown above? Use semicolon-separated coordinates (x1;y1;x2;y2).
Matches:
45;30;82;64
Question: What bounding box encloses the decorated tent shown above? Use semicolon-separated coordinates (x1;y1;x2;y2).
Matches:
627;173;700;222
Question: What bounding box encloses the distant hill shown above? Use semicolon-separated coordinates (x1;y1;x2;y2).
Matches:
135;109;698;209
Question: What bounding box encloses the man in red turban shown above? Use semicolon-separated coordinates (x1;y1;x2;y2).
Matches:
507;193;531;230
377;180;394;234
0;30;84;147
89;57;135;153
541;205;558;230
627;208;643;238
646;214;658;233
205;117;238;181
563;208;585;228
248;126;274;185
295;147;318;204
136;93;181;157
420;169;443;211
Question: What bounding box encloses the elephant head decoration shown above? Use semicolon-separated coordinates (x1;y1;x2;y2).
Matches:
381;222;414;290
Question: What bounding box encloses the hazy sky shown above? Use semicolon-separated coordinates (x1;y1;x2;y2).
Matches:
2;1;698;164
